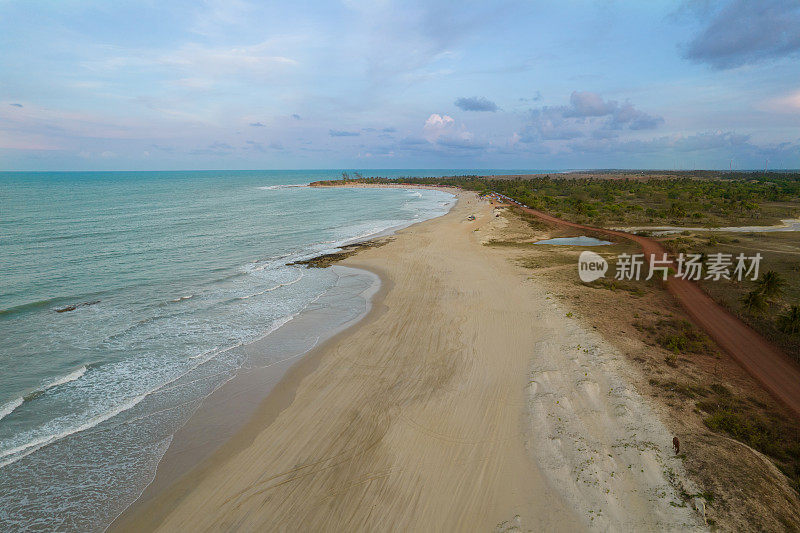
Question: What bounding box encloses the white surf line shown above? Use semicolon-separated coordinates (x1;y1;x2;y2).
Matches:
0;394;148;468
0;366;90;425
0;398;23;423
39;366;87;391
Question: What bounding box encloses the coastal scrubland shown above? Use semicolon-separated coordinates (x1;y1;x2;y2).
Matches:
473;205;800;530
317;172;800;365
311;173;800;529
317;171;800;228
661;231;800;363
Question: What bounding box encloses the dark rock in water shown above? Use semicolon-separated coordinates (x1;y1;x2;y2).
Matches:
286;239;391;268
55;300;100;313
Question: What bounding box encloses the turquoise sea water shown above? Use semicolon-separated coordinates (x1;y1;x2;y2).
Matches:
0;169;479;530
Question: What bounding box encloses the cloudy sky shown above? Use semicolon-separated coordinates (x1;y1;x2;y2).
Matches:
1;0;799;171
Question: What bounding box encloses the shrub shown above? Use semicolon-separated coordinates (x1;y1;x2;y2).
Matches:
777;305;800;335
757;271;786;300
741;290;767;315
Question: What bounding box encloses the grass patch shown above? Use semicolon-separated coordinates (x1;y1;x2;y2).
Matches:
655;319;711;354
483;239;531;247
516;255;574;270
649;378;710;399
697;391;800;493
688;232;800;364
588;278;645;296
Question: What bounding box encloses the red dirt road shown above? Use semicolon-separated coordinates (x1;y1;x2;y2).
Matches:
497;197;800;418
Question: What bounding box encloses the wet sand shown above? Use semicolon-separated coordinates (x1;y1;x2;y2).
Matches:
114;189;701;531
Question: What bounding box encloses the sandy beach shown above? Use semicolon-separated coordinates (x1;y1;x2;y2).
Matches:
114;189;702;531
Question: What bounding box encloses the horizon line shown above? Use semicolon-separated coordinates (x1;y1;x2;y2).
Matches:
1;168;798;174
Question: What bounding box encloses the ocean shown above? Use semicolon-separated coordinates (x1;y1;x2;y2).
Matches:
0;169;471;530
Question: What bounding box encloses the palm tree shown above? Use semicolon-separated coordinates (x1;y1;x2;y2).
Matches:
757;271;785;300
777;305;800;335
741;290;767;315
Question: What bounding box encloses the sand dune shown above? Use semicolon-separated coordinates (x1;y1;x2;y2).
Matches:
118;190;702;531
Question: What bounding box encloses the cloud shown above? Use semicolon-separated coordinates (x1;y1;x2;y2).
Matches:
10;103;23;108
399;137;428;148
522;107;584;141
0;130;63;150
454;96;498;112
164;42;298;74
519;91;663;143
374;114;488;156
382;127;396;132
243;139;284;152
563;130;753;157
422;113;456;141
244;140;266;152
562;92;663;129
591;129;619;140
329;129;360;137
416;113;486;151
249;122;265;127
344;1;508;86
84;40;299;84
563;91;616;117
519;92;542;103
171;77;214;89
291;114;301;120
609;102;664;130
148;144;175;153
190;141;234;155
672;131;750;152
683;0;800;69
190;0;255;38
435;136;486;150
764;90;800;113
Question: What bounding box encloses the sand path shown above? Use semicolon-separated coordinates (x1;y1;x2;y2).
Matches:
122;191;700;532
497;196;800;418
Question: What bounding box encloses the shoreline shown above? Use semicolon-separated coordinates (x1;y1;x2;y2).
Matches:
110;188;457;530
111;264;390;530
114;187;703;531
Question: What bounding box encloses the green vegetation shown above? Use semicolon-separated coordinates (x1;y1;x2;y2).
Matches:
634;318;712;356
326;171;800;227
757;270;786;300
778;306;800;335
696;387;800;494
694;234;800;362
589;278;645;296
741;290;767;315
314;171;800;502
648;376;800;494
315;172;800;359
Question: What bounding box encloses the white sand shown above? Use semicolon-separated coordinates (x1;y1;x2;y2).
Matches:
117;189;704;532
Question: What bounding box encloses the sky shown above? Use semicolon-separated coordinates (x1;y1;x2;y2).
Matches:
1;0;799;171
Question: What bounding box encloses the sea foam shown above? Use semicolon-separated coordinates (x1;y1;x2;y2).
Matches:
0;398;23;423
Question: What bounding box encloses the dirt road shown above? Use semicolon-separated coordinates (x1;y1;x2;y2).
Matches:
497;196;800;418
